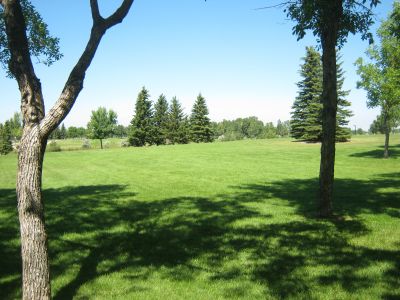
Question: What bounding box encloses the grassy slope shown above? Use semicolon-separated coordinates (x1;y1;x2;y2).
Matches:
0;135;399;299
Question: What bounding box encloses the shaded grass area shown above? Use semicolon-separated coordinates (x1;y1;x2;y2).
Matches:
350;144;400;159
0;136;399;299
1;176;399;299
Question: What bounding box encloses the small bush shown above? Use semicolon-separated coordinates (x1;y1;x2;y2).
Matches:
103;140;111;149
121;140;130;147
82;139;91;149
47;141;61;152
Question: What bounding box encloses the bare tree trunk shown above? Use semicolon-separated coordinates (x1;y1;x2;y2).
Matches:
318;1;341;218
383;115;390;158
17;125;50;300
100;138;103;149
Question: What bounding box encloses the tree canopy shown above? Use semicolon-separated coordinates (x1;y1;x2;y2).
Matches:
87;107;118;149
355;2;400;158
0;0;62;75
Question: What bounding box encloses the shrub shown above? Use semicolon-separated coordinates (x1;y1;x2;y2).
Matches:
121;140;130;147
47;141;61;152
82;139;91;149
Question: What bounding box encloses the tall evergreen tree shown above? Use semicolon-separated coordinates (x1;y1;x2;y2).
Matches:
291;47;352;142
336;60;352;142
153;94;169;145
60;123;67;139
167;97;189;144
190;93;214;143
129;87;154;147
0;121;13;155
291;46;323;142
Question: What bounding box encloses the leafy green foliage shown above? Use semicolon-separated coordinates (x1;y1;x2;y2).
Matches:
213;117;285;141
291;47;352;142
0;0;62;74
355;2;400;147
46;140;61;152
285;0;380;46
190;94;214;143
276;119;290;137
0;121;13;155
153;94;169;145
129;87;154;147
2;112;22;140
167;96;189;144
66;126;87;139
87;107;118;149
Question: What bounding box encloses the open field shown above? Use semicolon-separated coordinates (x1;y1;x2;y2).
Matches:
0;135;399;299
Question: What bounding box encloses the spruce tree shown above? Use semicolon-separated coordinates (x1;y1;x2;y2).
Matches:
336;61;353;142
291;46;323;142
291;47;352;142
0;121;13;155
60;123;67;139
190;93;214;143
167;97;189;144
129;87;154;147
153;94;169;145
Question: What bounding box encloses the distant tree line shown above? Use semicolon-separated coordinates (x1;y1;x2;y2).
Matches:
212;117;290;141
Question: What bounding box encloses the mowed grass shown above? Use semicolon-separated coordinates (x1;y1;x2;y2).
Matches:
0;135;399;299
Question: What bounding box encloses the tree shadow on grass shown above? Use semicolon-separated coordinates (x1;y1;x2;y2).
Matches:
350;144;400;159
0;174;399;299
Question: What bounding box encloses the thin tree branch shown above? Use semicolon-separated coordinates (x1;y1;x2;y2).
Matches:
254;1;294;11
90;0;103;24
103;0;134;29
40;0;134;137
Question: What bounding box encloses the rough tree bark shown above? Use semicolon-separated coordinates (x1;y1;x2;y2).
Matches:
2;0;134;298
383;113;390;158
318;0;342;218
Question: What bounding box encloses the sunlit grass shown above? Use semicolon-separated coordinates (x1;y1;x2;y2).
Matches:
0;135;399;299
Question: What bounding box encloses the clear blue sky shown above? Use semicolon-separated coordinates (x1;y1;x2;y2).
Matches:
1;0;396;130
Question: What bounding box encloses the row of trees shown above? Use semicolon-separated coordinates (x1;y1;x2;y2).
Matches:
291;47;352;142
128;87;214;146
212;117;290;141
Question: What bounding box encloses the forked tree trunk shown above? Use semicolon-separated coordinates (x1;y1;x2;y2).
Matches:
2;1;134;297
17;125;50;300
318;1;341;218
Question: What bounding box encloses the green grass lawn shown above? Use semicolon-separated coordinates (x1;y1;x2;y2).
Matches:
0;135;399;299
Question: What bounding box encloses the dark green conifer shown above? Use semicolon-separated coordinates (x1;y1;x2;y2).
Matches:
167;97;189;144
291;46;323;142
336;61;353;142
0;121;13;155
153;94;169;145
129;87;154;147
190;93;214;143
291;47;352;142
